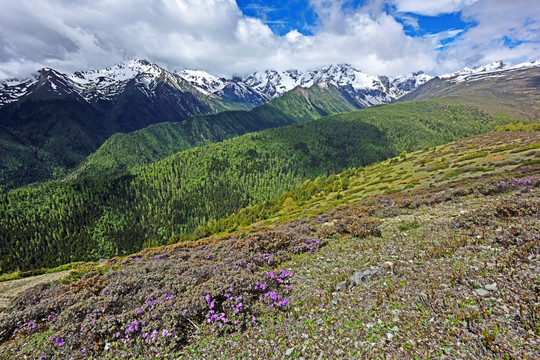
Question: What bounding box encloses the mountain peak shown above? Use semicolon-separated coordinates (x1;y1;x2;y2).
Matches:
69;59;164;85
441;59;540;81
1;60;435;109
240;64;432;105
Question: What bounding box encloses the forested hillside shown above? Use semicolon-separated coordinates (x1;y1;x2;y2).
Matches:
0;84;243;193
0;100;516;272
70;83;362;178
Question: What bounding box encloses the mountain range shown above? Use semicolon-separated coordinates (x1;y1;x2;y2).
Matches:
179;63;432;107
0;60;433;110
0;59;538;192
0;60;432;191
69;58;540;181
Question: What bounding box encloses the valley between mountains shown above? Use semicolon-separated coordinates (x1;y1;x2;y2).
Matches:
0;59;539;359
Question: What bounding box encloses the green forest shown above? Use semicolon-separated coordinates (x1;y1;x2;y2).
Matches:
0;100;516;272
71;84;362;178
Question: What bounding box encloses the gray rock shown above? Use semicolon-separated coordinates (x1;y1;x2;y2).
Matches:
485;283;497;291
349;266;382;286
285;348;294;356
474;288;489;296
335;281;347;292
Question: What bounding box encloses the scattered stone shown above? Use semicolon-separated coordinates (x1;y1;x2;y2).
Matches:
485;283;497;291
285;348;294;356
474;288;489;296
391;326;400;332
335;281;347;292
349;266;383;286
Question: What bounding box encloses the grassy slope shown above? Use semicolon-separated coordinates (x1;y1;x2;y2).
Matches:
198;131;540;235
400;67;540;121
0;100;515;273
0;131;538;359
70;84;361;178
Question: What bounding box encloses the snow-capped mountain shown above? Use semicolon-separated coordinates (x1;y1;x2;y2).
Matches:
178;64;433;108
1;60;432;109
178;70;268;106
441;59;540;83
241;64;433;107
0;59;232;107
66;59;168;101
4;58;539;110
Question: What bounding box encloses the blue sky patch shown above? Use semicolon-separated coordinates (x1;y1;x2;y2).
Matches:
409;12;476;36
236;0;318;36
237;1;478;41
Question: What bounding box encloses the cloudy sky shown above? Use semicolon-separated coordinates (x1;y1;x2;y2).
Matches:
0;0;538;79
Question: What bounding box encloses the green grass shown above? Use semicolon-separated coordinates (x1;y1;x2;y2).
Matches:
0;262;89;283
192;131;539;238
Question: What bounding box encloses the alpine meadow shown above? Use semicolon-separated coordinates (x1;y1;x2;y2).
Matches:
0;1;539;358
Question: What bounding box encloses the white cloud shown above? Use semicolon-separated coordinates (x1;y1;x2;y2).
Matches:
435;0;540;73
0;0;538;79
390;0;479;16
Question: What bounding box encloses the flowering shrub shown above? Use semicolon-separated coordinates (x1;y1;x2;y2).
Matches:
0;225;323;358
500;177;533;188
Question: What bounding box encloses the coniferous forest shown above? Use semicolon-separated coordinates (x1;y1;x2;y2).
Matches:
0;100;514;272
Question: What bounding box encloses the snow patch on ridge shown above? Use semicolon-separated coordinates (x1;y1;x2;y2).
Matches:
242;64;433;105
5;58;537;109
441;59;540;83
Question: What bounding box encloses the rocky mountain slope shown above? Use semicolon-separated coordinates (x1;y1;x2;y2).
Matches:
401;59;540;120
180;64;432;108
